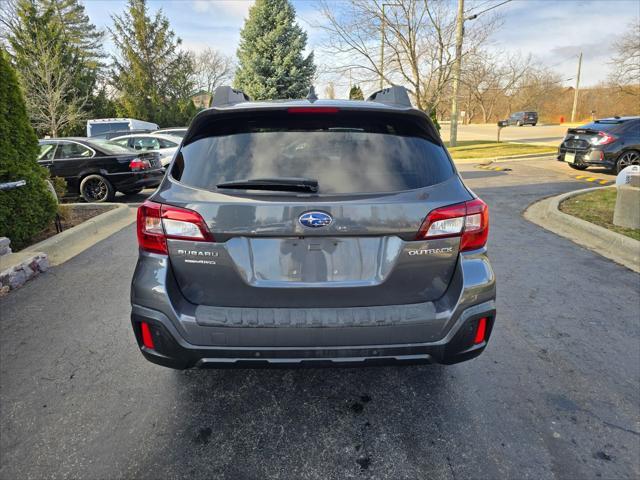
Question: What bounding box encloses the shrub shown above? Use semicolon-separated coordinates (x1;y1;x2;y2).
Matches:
0;49;57;250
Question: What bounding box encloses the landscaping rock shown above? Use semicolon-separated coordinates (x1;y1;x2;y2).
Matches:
0;237;11;257
0;252;49;293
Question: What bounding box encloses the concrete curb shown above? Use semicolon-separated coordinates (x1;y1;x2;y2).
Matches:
524;186;640;273
454;153;557;164
23;203;136;266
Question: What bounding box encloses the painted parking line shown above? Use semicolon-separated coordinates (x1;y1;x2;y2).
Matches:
475;165;512;172
574;175;613;185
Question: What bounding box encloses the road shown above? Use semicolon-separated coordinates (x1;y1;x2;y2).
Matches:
1;158;638;480
439;123;570;146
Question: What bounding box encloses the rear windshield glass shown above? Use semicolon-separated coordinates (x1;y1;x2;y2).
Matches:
172;112;453;194
88;139;135;155
579;121;625;132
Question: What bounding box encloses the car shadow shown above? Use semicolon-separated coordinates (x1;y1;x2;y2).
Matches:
132;364;471;479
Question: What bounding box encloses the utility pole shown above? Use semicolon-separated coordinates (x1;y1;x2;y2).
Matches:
449;0;465;147
570;52;582;123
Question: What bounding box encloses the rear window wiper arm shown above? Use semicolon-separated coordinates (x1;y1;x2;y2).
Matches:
216;177;319;193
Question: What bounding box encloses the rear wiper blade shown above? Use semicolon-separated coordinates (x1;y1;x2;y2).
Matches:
216;177;319;193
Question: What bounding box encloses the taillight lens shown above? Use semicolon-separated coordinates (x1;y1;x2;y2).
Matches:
287;107;339;114
417;198;489;251
130;158;151;171
592;131;617;145
137;200;213;254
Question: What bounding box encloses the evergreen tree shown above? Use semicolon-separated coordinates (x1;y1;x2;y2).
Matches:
109;0;196;126
0;49;57;249
234;0;315;100
429;109;441;132
349;85;364;100
44;0;105;130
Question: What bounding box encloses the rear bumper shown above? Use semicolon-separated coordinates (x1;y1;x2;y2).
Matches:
130;248;496;369
132;302;495;368
107;169;164;191
557;147;615;168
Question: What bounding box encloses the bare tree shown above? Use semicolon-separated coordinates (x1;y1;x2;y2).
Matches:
21;37;87;136
192;47;233;93
461;51;533;123
316;0;498;111
609;22;640;96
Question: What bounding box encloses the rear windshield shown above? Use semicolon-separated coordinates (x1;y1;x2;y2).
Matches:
88;139;135;155
578;120;625;132
172;111;453;194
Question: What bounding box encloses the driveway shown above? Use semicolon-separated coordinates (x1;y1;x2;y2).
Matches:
1;158;638;480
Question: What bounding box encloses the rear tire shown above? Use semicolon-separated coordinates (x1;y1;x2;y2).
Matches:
532;123;537;127
80;174;115;203
569;163;588;171
615;150;640;174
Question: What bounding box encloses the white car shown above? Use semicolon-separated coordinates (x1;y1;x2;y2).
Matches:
110;133;181;167
151;127;187;138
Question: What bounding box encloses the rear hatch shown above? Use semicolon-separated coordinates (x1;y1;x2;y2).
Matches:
155;107;473;308
563;120;623;151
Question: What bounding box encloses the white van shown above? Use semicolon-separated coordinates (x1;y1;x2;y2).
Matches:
86;118;159;138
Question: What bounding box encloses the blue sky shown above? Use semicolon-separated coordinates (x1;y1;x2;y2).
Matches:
83;0;639;96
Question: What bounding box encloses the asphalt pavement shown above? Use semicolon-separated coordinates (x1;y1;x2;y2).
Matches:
1;158;638;480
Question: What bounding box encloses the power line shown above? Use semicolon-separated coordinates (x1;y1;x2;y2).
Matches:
466;0;513;20
464;0;495;15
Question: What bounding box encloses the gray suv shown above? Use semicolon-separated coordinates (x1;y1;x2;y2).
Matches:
130;86;496;369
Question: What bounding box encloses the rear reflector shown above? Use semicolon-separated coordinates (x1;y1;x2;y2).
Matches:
474;317;487;344
137;200;213;255
140;322;155;349
287;107;339;114
416;198;489;251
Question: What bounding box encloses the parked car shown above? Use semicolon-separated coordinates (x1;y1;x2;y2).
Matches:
506;111;538;126
87;118;158;138
151;127;188;138
37;138;164;202
130;85;496;369
100;129;156;140
557;116;640;173
111;133;181;167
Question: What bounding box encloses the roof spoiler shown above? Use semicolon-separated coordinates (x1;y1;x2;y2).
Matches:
366;85;412;108
211;86;251;108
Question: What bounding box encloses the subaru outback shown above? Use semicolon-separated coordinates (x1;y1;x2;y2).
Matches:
130;85;496;369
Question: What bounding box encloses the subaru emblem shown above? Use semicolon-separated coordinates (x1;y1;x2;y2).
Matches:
299;211;332;228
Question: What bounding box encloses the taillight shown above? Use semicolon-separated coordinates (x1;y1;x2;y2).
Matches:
416;198;489;252
592;131;617;145
130;158;151;171
287;107;339;114
136;200;213;254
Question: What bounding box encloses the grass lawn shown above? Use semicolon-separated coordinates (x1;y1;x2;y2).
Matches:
445;141;556;160
559;188;640;241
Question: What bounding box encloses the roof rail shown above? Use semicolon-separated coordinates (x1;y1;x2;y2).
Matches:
211;86;251;108
366;85;412;108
